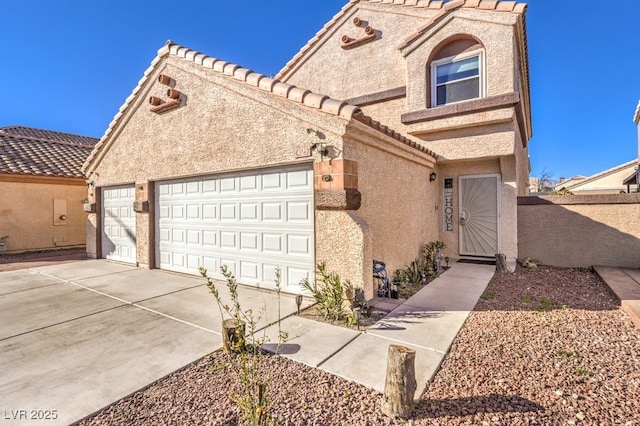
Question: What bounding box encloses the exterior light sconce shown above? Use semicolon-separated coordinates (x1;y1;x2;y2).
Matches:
59;215;67;221
311;142;328;156
429;172;437;182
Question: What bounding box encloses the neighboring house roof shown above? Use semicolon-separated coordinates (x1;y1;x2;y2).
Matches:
554;175;586;191
560;160;638;191
0;125;98;178
276;0;528;81
83;41;437;173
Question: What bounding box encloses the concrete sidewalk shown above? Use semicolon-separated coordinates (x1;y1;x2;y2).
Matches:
0;260;311;426
1;258;494;425
594;266;640;329
262;262;496;400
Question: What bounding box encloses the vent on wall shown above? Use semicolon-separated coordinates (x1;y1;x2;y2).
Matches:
150;74;183;113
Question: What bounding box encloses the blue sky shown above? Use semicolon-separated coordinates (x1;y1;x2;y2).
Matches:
1;1;638;180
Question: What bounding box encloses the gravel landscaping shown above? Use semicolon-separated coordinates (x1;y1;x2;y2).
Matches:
79;265;640;425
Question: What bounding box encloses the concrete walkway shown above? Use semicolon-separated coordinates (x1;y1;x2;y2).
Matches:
0;260;311;426
1;259;494;424
262;262;496;400
594;266;640;329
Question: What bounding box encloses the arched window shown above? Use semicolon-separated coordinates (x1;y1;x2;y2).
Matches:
429;37;485;107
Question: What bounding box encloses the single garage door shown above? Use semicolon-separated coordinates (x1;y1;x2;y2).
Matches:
156;166;314;293
101;186;137;264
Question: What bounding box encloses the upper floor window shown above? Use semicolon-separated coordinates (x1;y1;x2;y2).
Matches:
431;50;484;106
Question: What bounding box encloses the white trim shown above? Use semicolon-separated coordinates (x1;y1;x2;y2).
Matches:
430;49;485;107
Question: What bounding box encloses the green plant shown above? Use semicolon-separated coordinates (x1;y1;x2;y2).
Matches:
199;265;288;426
301;262;351;321
521;294;532;304
405;259;424;285
423;240;448;275
555;348;574;358
481;290;496;300
536;298;556;311
575;368;594;377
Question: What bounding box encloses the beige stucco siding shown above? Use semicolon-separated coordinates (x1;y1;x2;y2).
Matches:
518;195;640;268
404;11;518;113
315;210;372;299
89;59;346;186
0;178;87;253
281;4;438;100
343;124;439;288
417;121;516;161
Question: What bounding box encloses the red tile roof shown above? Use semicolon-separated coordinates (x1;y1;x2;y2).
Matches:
0;126;98;178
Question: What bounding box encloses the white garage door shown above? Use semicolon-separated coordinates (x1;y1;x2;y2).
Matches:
156;166;314;293
101;186;137;264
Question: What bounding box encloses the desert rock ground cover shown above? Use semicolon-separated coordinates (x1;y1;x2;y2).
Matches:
80;265;640;425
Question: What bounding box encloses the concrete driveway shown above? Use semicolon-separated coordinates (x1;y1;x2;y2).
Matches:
0;260;307;425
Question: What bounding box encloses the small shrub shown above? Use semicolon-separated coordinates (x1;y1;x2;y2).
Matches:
481;290;496;300
555;348;574;358
423;240;447;275
536;298;556;311
575;368;594;377
199;265;288;426
301;262;351;321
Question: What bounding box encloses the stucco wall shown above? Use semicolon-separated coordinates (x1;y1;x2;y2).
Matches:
281;3;436;100
518;194;640;268
404;10;518;113
89;59;347;186
315;210;373;299
344;123;439;286
0;179;87;253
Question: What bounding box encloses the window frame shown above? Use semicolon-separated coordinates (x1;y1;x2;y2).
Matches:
430;50;485;107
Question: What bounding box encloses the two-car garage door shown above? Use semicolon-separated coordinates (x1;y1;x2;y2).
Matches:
155;166;314;293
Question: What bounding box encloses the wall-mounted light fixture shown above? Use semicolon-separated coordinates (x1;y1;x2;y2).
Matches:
59;215;67;221
311;142;328;156
429;172;437;182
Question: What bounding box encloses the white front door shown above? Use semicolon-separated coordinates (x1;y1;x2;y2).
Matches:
101;186;137;264
155;166;315;294
459;174;500;257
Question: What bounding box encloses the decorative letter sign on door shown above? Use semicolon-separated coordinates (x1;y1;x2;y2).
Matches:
443;178;454;232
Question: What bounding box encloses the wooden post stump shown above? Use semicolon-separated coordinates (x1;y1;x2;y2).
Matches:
495;253;508;273
381;344;417;419
222;318;246;353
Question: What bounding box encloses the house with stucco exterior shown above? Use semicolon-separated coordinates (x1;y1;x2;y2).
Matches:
82;0;532;299
554;161;639;195
0;126;97;253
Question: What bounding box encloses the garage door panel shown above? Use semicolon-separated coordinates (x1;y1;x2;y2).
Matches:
287;235;311;256
156;167;314;293
101;186;136;264
287;170;312;189
287;201;311;222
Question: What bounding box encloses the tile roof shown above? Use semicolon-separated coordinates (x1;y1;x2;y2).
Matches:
83;41;437;172
633;100;640;124
0;126;98;178
275;0;528;80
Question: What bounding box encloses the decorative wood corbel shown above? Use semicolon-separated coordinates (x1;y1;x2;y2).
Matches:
341;17;377;49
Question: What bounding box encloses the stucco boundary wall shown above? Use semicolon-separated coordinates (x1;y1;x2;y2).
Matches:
517;194;640;268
